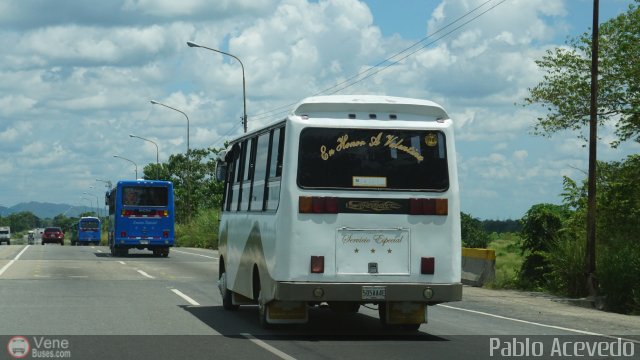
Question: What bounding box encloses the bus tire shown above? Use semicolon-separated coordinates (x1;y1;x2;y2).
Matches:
220;272;239;311
329;302;360;313
162;248;169;257
378;303;393;329
401;323;421;331
258;291;271;329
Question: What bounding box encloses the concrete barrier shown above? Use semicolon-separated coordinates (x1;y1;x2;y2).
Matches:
461;248;496;287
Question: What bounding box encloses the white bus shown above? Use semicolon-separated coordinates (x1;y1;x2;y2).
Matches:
216;95;462;329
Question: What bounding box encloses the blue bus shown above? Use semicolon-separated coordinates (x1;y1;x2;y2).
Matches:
77;216;101;246
105;180;175;257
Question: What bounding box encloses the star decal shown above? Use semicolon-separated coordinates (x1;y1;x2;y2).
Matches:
370;248;376;254
354;248;359;254
387;248;392;254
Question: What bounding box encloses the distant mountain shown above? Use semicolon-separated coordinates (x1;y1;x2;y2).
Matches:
2;202;95;219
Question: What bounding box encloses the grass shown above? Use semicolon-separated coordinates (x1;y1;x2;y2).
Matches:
484;232;523;289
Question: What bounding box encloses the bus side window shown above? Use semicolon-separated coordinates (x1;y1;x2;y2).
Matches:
241;138;255;211
251;132;269;211
265;126;284;211
230;146;242;212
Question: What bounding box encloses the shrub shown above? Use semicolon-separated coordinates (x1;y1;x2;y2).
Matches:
461;212;490;248
544;236;588;297
518;203;570;288
175;208;219;249
597;240;640;314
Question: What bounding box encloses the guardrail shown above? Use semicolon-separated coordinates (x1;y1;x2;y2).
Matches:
461;248;496;287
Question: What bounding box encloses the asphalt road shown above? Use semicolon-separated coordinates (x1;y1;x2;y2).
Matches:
0;244;638;360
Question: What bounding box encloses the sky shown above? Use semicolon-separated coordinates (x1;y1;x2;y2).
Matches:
0;0;637;220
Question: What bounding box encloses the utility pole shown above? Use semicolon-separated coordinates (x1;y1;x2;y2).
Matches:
586;0;599;298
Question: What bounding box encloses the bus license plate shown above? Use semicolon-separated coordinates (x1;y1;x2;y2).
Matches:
139;240;149;245
362;286;386;300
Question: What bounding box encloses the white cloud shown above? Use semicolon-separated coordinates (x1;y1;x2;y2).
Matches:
513;150;528;161
0;0;636;221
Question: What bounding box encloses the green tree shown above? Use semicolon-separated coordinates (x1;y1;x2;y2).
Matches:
523;1;640;147
518;203;571;288
461;212;490;248
142;146;225;223
560;155;640;312
52;214;77;233
4;211;42;232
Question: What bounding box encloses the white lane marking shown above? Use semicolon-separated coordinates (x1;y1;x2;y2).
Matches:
96;249;103;253
437;304;640;344
68;275;89;278
136;269;155;279
171;249;218;260
118;261;126;265
241;333;297;360
170;288;200;306
0;245;30;277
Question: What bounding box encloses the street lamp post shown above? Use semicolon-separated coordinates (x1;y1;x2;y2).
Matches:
81;197;94;215
113;155;138;179
150;100;189;156
130;134;160;179
83;191;99;217
95;179;112;235
96;178;112;190
149;100;191;220
187;40;247;133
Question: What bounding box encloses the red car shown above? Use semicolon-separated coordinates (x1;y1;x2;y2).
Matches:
42;227;65;245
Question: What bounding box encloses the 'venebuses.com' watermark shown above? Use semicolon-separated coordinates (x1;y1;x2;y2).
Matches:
490;337;636;358
7;336;72;359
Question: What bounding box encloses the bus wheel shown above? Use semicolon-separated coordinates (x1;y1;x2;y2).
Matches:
329;302;360;313
401;323;421;331
161;248;169;257
110;246;116;256
378;303;392;328
258;291;271;329
219;272;239;311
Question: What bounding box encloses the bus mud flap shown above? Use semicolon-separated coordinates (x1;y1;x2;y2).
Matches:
384;302;427;325
266;301;308;324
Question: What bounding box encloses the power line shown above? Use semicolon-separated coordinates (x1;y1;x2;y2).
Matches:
326;0;508;95
248;0;506;122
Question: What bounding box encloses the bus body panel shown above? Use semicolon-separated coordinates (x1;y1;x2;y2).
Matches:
107;180;175;255
78;217;101;244
218;95;462;322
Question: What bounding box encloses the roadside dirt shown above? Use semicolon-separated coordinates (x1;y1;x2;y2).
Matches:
461;286;640;336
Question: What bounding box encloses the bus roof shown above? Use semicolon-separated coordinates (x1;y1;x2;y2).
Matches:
293;95;449;121
221;95;450;149
115;180;173;187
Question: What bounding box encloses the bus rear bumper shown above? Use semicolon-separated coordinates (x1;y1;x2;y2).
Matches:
274;282;462;304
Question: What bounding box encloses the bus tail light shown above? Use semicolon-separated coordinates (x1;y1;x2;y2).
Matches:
120;232;126;238
312;197;325;213
299;196;338;214
299;196;313;213
324;197;338;213
311;256;324;273
163;231;169;238
421;257;435;274
410;198;448;215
